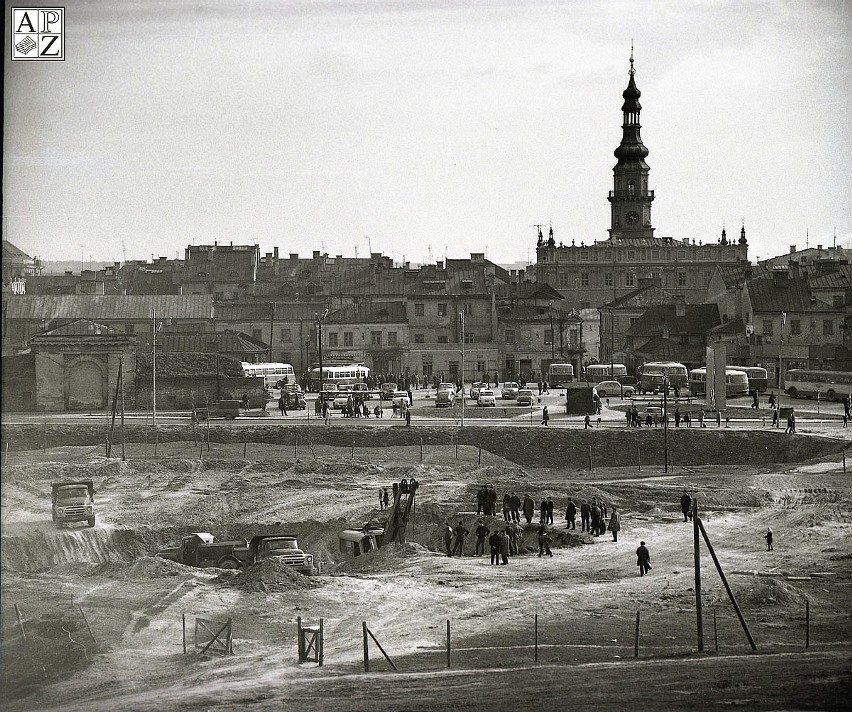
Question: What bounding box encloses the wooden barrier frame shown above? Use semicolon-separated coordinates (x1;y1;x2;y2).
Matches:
194;616;233;656
297;616;324;665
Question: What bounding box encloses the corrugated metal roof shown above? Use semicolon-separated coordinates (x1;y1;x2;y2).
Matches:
747;276;834;314
4;295;213;320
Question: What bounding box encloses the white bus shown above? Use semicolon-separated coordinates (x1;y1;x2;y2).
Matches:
688;367;750;397
308;364;371;392
728;366;768;393
241;362;295;388
547;363;575;387
784;369;852;401
639;362;689;394
585;364;628;382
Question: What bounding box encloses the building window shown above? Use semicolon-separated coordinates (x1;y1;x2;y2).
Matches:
438;335;448;343
327;332;338;347
580;272;589;287
464;303;473;315
833;295;844;308
414;303;424;316
544;329;553;345
559;273;571;288
627;250;636;260
464;332;475;344
790;319;801;336
763;319;773;336
677;272;687;287
438;303;447;317
625;273;636;287
414;333;425;344
343;331;353;347
505;329;516;344
388;331;398;345
252;329;263;341
371;331;382;346
824;320;835;336
422;363;433;377
280;328;291;342
604;273;613;287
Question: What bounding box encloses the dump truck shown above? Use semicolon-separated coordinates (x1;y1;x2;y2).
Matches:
338;524;385;559
51;480;95;528
156;532;316;574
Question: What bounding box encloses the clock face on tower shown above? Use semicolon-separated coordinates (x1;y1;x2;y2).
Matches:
626;211;640;225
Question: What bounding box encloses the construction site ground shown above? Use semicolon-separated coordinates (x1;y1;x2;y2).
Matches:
1;430;851;711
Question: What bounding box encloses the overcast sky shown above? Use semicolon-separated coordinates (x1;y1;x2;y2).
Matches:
4;0;850;267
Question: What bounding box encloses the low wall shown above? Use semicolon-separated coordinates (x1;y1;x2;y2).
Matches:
0;423;845;468
135;376;265;410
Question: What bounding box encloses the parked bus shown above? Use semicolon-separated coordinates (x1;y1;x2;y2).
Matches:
585;364;628;383
308;364;371;392
688;367;750;397
638;362;689;394
784;369;852;401
241;362;295;388
547;363;575;387
729;366;768;393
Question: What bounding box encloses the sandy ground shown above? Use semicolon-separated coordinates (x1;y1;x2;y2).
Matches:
1;436;851;711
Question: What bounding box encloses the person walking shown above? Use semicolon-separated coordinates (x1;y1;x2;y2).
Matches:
508;521;520;556
545;497;554;525
715;410;721;427
443;522;454;556
382;488;390;510
509;493;521;522
768;391;776;409
584;414;591;429
786;409;796;434
322;400;331;425
699;409;706;427
751;390;759;408
522;494;535;524
590;500;601;536
565;497;577;530
499;529;510;565
489;530;502;565
580;499;590;532
405;408;411;426
539;498;547;523
608;507;621;542
765;527;774;551
537;523;553;557
636;541;651;576
674;407;681;427
474;520;490;557
278;393;287;417
451;521;469;556
378;488;385;510
541;405;549;426
680;491;693;522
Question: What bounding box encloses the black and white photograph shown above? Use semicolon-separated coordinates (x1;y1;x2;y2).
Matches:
2;1;851;710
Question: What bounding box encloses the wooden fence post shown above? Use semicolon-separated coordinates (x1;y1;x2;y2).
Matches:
14;604;26;642
182;613;186;654
319;618;324;666
638;448;641;472
446;619;451;668
713;607;718;653
534;613;538;662
294;436;297;458
297;616;303;662
634;610;640;658
420;438;423;462
693;499;704;652
478;446;482;464
78;606;96;644
351;441;355;460
588;445;593;471
362;621;369;672
805;599;810;648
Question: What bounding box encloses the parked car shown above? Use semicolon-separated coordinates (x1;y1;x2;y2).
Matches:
595;380;635;399
281;388;307;410
380;383;398;400
516;389;535;407
469;381;485;399
332;393;351;410
501;382;520;399
478;389;497;407
435;386;456;407
192;399;241;421
619;376;638;387
392;391;411;408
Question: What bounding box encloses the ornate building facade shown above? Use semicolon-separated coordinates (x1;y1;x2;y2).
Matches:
535;54;748;315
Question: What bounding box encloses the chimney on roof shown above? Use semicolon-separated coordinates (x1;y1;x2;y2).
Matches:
790;245;796;254
789;261;800;278
274;247;279;260
290;253;298;261
471;252;484;263
436;260;443;270
518;269;525;281
673;294;686;318
772;268;789;287
313;250;320;259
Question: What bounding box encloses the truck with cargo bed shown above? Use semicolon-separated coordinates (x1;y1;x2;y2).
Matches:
156;533;316;574
51;480;95;528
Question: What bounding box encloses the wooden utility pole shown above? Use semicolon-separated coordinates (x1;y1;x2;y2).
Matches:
119;357;126;461
693;498;704;651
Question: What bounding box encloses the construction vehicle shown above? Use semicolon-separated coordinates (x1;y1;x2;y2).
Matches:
156;533;316;574
338;524;385;559
384;477;419;544
191;399;241;422
51;480;95;528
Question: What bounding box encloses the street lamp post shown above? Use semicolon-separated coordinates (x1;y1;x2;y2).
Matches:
315;309;329;396
663;375;669;473
152;309;163;429
459;310;465;427
549;303;555;364
777;311;785;427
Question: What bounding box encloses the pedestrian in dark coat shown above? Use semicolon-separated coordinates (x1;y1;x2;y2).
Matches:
674;408;681;427
539;498;547;523
636;541;651;575
608;507;621;542
475;521;489;556
541;405;549;426
476;486;487;515
580;500;590;532
545;497;554;524
443;522;454;556
590;501;601;536
537;523;553;557
522;494;535;523
765;527;773;551
382;488;389;509
507;522;520;555
487;486;498;516
499;529;510;565
680;491;692;522
278;394;287;417
451;521;469;556
509;493;521;522
489;531;502;565
503;493;511;522
565;498;577;530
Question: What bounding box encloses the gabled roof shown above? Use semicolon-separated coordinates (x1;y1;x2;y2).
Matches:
713;262;768;290
4;295;214;320
602;283;675;310
627;303;720;337
633;336;706;363
746;275;835;314
2;240;32;260
709;318;745;335
38;319;122;337
159;329;268;353
806;264;852;290
495;282;564;301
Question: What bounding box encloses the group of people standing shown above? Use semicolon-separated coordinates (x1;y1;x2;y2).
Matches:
476;488;558;525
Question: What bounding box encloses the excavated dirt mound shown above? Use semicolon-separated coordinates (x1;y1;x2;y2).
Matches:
335;542;434;574
723;577;809;608
211;558;322;593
